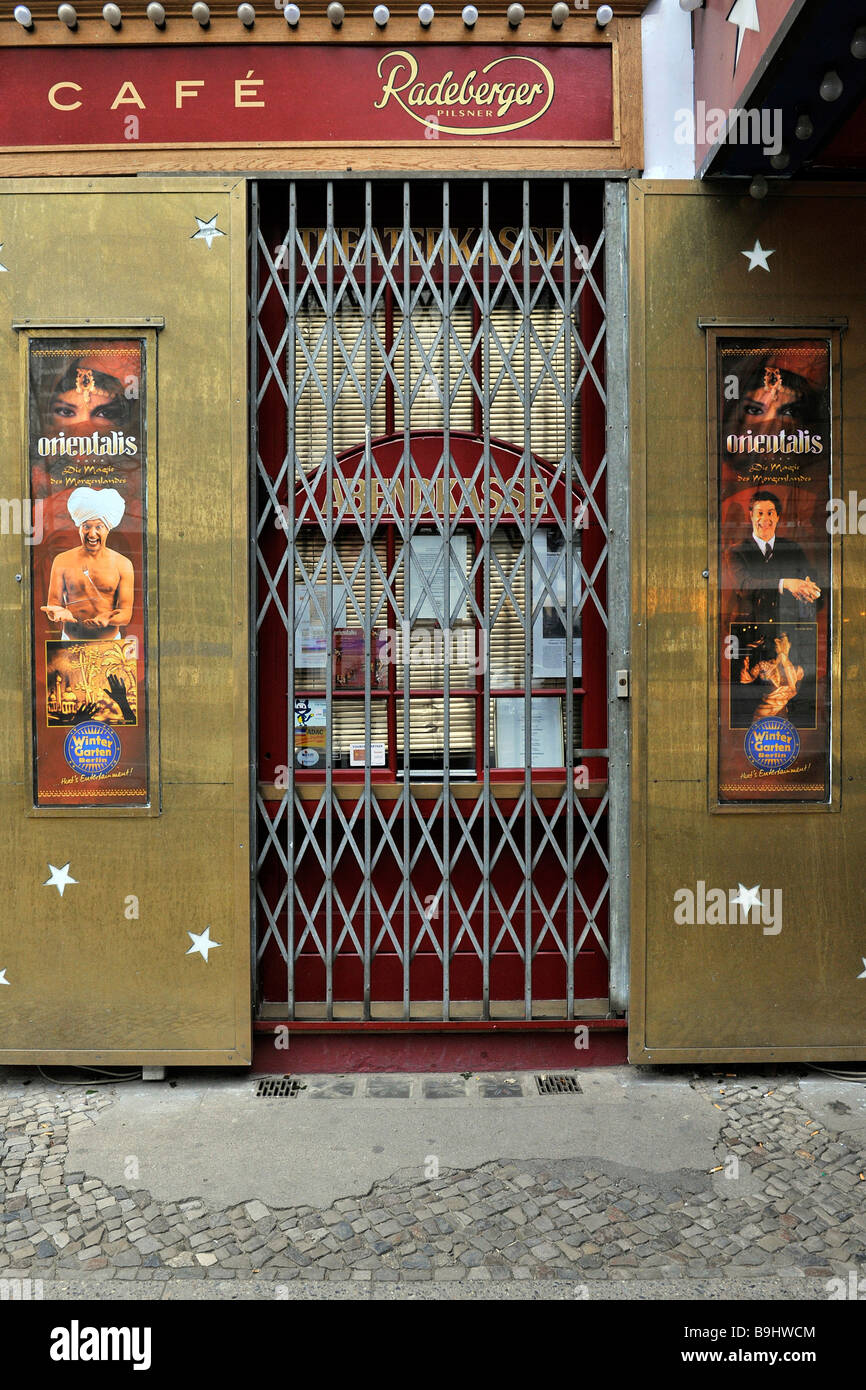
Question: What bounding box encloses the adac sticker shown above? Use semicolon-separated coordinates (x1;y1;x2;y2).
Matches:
744;717;800;772
63;721;121;778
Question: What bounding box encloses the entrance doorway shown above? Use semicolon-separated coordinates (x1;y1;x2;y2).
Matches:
252;178;617;1024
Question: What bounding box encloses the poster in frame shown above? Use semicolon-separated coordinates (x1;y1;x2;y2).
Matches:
24;332;156;811
706;325;841;810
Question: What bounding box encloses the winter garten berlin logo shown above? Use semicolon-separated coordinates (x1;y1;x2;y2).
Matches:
64;721;121;778
744;717;800;771
374;49;555;135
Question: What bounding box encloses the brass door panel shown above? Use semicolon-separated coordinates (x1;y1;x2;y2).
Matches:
630;182;866;1062
0;178;250;1065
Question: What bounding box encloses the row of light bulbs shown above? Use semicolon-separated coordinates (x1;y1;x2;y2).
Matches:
12;1;615;27
749;25;866;197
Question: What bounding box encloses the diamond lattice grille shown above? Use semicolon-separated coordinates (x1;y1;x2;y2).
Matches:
253;180;610;1022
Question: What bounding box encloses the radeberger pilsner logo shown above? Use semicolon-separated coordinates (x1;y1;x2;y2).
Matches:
375;49;555;135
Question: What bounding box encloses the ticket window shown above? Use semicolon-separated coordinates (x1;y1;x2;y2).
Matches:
288;268;589;787
292;516;585;780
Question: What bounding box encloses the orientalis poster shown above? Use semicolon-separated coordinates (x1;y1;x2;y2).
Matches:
28;338;150;808
716;336;831;805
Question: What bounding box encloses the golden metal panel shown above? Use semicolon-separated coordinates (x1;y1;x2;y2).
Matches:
630;181;866;1063
0;177;251;1065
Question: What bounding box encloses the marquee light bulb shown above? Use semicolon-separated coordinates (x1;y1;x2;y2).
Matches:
679;0;703;11
461;3;478;24
192;0;210;21
146;1;166;25
852;26;866;60
102;1;122;22
596;3;613;25
769;147;790;171
13;4;33;26
327;1;344;24
284;1;300;22
749;175;768;200
238;2;255;23
819;70;843;102
373;3;389;23
551;1;569;25
794;113;813;140
57;3;77;26
418;2;434;25
507;3;524;26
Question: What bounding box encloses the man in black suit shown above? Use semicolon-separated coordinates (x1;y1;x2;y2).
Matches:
728;490;821;624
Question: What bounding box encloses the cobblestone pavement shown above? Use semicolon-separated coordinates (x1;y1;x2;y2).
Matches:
1;1071;864;1292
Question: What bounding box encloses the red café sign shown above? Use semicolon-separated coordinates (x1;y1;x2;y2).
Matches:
0;44;613;149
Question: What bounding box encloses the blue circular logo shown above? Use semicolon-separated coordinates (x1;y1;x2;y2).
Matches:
744;717;800;771
63;721;121;778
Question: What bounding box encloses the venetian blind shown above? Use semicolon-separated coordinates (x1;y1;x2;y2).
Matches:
291;288;578;463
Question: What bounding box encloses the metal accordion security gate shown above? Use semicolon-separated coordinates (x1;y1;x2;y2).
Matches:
252;177;628;1025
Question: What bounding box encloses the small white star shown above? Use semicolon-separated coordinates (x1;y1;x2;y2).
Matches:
190;215;226;250
0;969;9;986
742;239;774;272
44;862;77;897
186;926;221;962
732;883;762;914
858;958;866;980
0;244;7;273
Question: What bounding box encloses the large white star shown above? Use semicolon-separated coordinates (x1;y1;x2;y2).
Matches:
0;245;7;272
0;969;9;986
190;215;226;249
732;883;762;915
858;958;866;980
727;0;760;75
186;926;221;962
44;862;77;897
742;239;774;272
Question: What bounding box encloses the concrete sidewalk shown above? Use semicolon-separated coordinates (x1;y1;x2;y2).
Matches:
1;1065;865;1300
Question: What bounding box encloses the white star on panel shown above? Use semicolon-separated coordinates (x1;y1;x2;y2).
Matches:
0;969;9;986
858;958;866;980
44;862;77;897
186;927;221;962
0;245;7;272
732;883;762;914
742;240;774;272
727;0;760;75
190;215;226;249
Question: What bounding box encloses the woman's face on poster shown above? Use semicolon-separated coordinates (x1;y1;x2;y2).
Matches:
46;369;126;437
737;382;803;434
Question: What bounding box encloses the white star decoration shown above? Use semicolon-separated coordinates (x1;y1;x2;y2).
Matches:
0;245;7;273
732;883;762;914
44;862;77;897
727;0;760;75
742;239;774;272
0;969;9;986
858;959;866;980
190;215;226;249
186;927;221;962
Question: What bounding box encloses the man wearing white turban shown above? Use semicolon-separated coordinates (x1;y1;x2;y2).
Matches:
42;487;134;642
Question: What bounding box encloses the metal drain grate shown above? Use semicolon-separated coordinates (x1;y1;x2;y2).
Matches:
255;1076;304;1098
535;1074;583;1096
